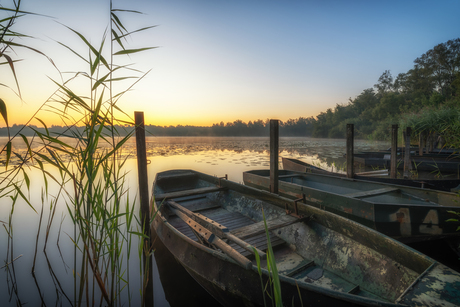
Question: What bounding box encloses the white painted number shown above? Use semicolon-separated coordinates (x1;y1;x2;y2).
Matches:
389;208;412;236
419;209;442;235
389;208;443;236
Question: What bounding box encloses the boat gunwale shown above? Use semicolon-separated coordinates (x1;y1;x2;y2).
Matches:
278;177;459;209
152;169;412;307
281;157;460;192
248;168;460;206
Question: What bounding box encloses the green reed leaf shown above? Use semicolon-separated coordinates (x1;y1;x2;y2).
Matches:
5;141;11;169
56;41;89;64
114;47;157;55
35;117;49;135
13;183;36;213
262;209;282;306
105;76;137;82
128;231;149;239
19;133;34;162
0;98;8;127
112;25;157;41
111;29;124;50
35;159;48;194
91;34;106;76
0;6;46;17
49;79;91;112
111;9;143;14
111;12;127;32
1;51;21;98
5;41;58;71
22;169;30;190
92;72;110;91
61;24;110;69
105;213;127;223
34;151;59;168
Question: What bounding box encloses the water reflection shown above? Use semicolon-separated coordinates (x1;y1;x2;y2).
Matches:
0;136;398;306
151;231;222;307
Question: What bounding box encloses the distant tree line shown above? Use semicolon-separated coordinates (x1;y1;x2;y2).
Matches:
0;117;316;137
312;38;460;141
3;38;459;141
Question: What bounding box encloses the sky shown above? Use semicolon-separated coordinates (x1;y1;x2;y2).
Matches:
2;0;460;128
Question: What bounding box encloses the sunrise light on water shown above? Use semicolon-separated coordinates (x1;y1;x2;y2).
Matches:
3;0;460;128
3;1;460;306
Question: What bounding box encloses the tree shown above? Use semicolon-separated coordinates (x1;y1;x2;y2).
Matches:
374;70;394;96
414;38;460;98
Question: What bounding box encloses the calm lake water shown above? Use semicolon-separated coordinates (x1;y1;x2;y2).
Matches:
2;136;456;306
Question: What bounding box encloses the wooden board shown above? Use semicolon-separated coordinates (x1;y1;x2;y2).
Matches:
155;186;227;201
230;214;304;239
344;187;399;198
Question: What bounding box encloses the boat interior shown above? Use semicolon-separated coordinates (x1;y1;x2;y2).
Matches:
153;170;435;303
254;169;451;206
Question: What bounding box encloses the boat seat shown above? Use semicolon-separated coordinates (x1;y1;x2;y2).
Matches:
156;171;196;180
230;214;309;240
278;174;304;179
155;186;227;201
284;259;315;277
344;187;399;198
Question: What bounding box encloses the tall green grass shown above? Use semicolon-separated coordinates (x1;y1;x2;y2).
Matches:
1;0;155;305
252;208;283;307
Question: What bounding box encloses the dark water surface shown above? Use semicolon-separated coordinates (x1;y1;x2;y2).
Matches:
1;136;459;306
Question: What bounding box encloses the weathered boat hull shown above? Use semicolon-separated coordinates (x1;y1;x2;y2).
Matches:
282;157;460;192
353;152;460;173
243;169;460;243
152;170;460;306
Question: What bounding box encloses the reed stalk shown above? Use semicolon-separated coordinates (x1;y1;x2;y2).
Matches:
1;1;156;305
252;208;283;307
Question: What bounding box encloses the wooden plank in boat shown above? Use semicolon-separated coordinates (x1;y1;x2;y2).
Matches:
231;214;304;240
155;186;227;201
278;174;303;179
157;172;196;180
179;201;221;213
285;260;315;277
230;233;285;257
203;211;253;230
344;187;399;198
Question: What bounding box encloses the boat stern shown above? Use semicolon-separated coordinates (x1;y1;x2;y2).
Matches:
397;262;460;306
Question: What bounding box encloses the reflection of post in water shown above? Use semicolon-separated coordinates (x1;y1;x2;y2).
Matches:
2;254;22;304
346;124;354;178
151;231;222;306
135;111;154;307
391;125;398;179
403;127;412;178
31;195;72;305
270;119;279;194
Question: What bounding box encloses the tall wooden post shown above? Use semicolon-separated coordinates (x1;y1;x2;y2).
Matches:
135;111;153;307
419;132;424;157
270;119;279;194
403;126;412;178
346;124;354;178
390;124;398;179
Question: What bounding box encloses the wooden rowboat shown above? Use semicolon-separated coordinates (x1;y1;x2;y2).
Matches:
243;169;460;243
282;157;460;192
352;152;460;173
152;169;460;306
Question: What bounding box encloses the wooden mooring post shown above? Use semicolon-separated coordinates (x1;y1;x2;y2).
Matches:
390;124;398;179
135;111;154;307
346;124;354;178
270;119;279;194
403;126;412;178
419;131;425;157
